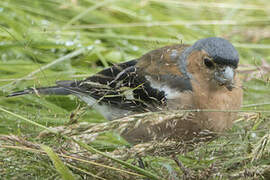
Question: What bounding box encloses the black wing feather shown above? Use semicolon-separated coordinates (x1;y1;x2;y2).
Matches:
58;60;166;112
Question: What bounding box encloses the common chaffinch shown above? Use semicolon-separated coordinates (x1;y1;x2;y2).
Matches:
8;37;243;144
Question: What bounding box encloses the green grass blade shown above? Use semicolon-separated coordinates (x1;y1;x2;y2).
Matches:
41;145;75;180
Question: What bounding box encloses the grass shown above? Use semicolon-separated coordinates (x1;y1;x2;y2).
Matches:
0;0;270;179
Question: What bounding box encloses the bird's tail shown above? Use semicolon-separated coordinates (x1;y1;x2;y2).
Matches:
6;86;71;97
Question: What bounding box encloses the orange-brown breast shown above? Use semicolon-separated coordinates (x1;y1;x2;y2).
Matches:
187;51;243;132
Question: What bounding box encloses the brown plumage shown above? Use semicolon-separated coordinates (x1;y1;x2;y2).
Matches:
7;37;243;144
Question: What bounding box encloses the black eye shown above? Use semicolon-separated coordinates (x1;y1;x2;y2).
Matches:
204;58;215;69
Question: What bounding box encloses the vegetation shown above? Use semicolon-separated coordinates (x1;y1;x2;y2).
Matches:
0;0;269;179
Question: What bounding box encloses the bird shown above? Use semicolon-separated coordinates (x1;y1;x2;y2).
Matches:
7;37;243;144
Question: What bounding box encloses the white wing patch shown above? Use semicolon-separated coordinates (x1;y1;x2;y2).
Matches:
145;75;181;99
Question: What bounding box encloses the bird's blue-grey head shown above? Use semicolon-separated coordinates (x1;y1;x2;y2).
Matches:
191;37;239;68
179;37;239;90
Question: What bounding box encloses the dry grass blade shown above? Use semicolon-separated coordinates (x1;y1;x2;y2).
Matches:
252;134;270;162
150;0;270;10
65;19;270;30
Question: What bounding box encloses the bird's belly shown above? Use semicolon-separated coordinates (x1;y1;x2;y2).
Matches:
76;94;133;120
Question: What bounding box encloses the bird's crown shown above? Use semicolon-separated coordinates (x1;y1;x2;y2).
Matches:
192;37;239;68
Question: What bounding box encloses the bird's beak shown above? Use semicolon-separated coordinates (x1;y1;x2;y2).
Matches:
214;66;234;91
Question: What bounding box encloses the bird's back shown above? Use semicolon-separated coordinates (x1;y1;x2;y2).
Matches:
58;44;192;119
